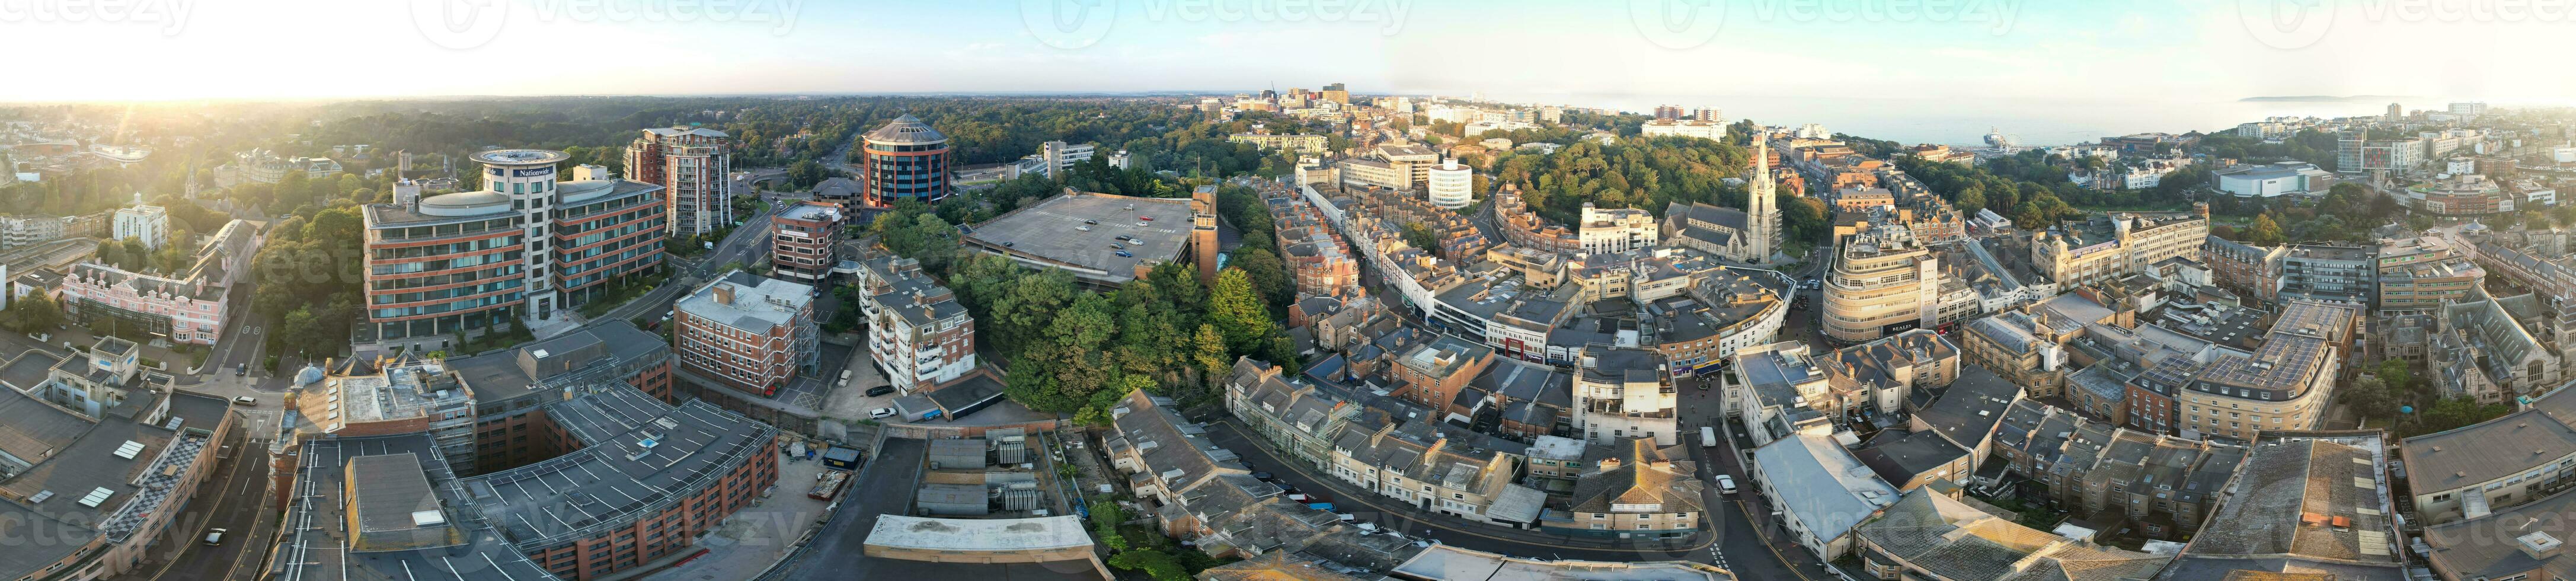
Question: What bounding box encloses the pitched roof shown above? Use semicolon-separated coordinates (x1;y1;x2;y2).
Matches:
1568;438;1705;514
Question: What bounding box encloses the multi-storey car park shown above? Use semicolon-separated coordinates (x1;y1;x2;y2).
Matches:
267;341;778;581
358;151;667;357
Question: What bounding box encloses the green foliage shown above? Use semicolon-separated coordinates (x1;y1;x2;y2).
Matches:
1895;152;2084;228
2379;360;2414;394
2;295;65;334
1225;247;1290;312
951;251;1285;416
1108;550;1192;581
1401;222;1440;258
2340;375;2399;419
1492;136;1750;225
1210;269;1271;352
1087;496;1129;551
2247;214;2286;245
2195;129;2344;171
2405;397;2516;437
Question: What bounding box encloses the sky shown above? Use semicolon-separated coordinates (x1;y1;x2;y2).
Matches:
4;0;2570;141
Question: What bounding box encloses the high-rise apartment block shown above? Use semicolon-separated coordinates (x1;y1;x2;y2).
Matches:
358;149;668;355
625;126;734;237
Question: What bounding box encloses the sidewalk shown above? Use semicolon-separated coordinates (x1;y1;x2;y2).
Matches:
1209;419;1714;554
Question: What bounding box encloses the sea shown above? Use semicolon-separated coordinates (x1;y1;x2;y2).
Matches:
1484;92;2568;148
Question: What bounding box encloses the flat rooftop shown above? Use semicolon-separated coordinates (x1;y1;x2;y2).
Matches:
1391;544;1730;581
679;270;815;333
267;434;553;581
864;515;1094;552
464;388;771;547
964;190;1196;283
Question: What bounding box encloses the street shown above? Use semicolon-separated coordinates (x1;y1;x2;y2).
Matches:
1198;420;1721;563
114;420;276;581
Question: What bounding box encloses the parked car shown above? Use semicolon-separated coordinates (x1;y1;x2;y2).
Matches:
1076;225;1092;231
1250;472;1274;481
869;407;897;419
1085;219;1099;225
865;385;896;397
203;528;228;545
1139;216;1154;221
1714;474;1738;495
1115;251;1133;257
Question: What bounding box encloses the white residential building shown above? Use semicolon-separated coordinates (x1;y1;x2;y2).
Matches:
1427;159;1474;209
112;203;169;248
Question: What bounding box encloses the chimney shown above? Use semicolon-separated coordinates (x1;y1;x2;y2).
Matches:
714;283;736;305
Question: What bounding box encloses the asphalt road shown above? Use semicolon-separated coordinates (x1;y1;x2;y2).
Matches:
1200;421;1720;564
783;438;922;579
124;422;276;581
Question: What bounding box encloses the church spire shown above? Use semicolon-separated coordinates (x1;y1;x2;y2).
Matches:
1747;137;1779;263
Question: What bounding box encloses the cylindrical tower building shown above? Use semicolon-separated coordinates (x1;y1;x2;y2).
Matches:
1427;158;1474;209
859;115;951;208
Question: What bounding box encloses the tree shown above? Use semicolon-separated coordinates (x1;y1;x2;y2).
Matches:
2408;397;2514;437
2377;360;2413;394
2248;213;2286;246
1108;550;1191;581
1209;269;1271;352
2340;376;2398;419
1190;324;1231;389
1225;247;1289;310
1955;184;1987;213
2;295;65;333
